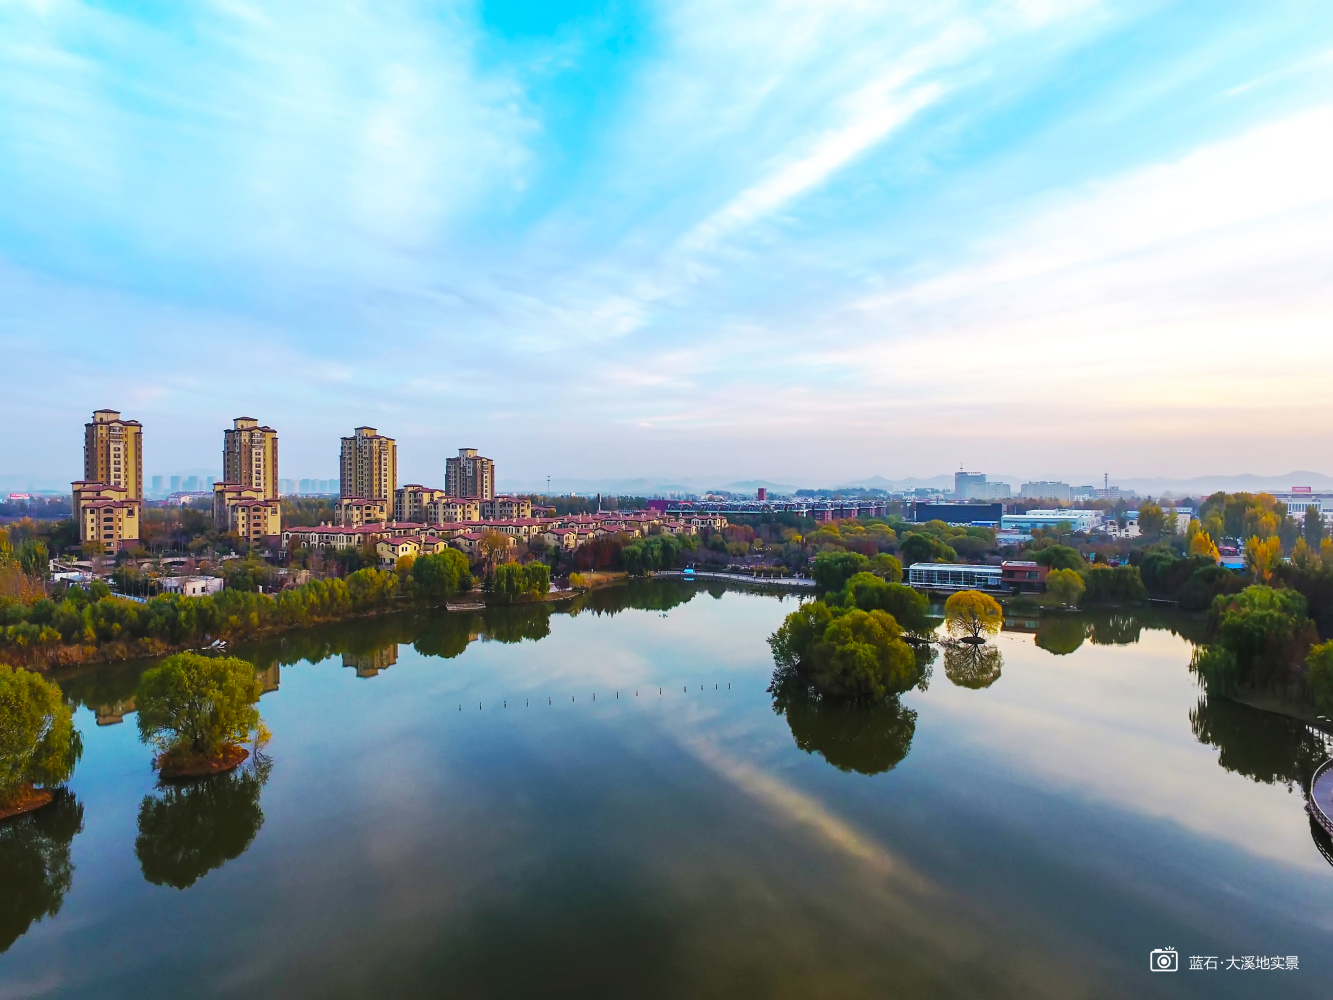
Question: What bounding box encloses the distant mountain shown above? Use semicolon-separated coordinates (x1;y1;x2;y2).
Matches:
1119;471;1333;496
836;474;953;490
723;480;799;493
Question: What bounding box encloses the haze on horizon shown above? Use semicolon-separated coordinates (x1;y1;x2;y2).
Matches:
1;0;1331;490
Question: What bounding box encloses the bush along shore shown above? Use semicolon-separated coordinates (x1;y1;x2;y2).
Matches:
0;551;559;672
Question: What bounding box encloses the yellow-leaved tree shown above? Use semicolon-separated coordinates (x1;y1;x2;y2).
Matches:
1190;530;1220;561
1243;535;1281;582
944;590;1004;642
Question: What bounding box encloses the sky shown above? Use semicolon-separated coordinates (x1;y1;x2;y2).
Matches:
2;0;1332;491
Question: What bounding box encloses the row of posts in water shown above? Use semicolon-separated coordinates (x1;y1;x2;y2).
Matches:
461;682;732;711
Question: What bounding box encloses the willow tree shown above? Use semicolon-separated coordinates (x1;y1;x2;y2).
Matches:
136;653;263;773
0;666;82;813
944;590;1004;643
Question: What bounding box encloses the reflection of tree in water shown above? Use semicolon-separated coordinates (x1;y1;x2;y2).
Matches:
1034;616;1089;656
0;790;83;954
1190;695;1331;788
1087;612;1144;647
943;643;1003;689
574;578;701;617
770;668;916;776
136;757;270;890
913;644;937;692
480;604;553;644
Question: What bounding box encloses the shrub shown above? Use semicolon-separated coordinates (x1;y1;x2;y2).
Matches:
0;665;82;807
136;653;263;765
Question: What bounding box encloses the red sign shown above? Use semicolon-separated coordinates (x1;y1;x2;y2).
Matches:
1292;486;1312;494
7;493;30;500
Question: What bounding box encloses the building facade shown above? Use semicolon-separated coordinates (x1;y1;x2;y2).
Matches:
334;497;390;526
908;562;1004;591
954;471;987;500
1000;509;1104;533
424;498;481;524
481;496;533;520
1020;481;1072;502
222;417;279;499
394;485;448;522
72;481;141;553
446;448;495;500
84;408;143;500
340;426;397;501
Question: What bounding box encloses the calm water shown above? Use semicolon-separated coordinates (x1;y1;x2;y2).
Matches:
2;582;1331;999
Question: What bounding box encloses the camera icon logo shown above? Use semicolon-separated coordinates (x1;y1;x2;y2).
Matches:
1150;948;1178;972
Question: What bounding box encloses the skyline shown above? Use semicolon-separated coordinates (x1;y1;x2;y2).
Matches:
3;1;1332;486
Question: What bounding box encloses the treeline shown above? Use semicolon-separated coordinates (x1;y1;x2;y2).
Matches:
0;551;477;666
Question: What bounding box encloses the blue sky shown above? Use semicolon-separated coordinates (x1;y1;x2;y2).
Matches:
2;0;1332;489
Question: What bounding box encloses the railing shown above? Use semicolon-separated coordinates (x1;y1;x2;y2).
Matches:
1309;758;1333;838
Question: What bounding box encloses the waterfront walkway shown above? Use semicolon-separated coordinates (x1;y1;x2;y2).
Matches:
1311;760;1333;837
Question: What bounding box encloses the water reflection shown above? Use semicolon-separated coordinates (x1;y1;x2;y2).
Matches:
1190;695;1330;789
343;644;398;679
136;756;270;890
770;668;916;775
1033;616;1088;656
943;643;1003;689
0;790;83;954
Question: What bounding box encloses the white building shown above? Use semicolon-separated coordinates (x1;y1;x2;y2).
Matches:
161;576;225;597
1000;509;1104;533
908;562;1004;592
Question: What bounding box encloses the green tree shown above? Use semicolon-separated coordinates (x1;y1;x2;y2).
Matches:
1304;505;1325;547
1046;568;1086;607
839;573;931;635
135;654;263;766
411;550;472;600
1138;501;1167;539
0;665;82;809
867;553;903;582
768;602;835;670
1031;545;1086;572
1306;641;1333;713
809;609;918;700
898;532;957;566
812;551;869;594
943;590;1003;642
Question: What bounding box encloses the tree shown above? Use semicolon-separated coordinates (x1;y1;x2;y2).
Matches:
809;609;918;700
898;532;957;566
1138;502;1167;540
812;551;868;594
1031;545;1086;572
1244;535;1282;582
0;666;83;810
867;553;903;582
1190;530;1220;561
839;572;931;635
135;654;263;768
1046;568;1086;608
479;531;512;569
943;590;1003;642
1308;641;1333;714
411;550;471;600
1304;505;1326;547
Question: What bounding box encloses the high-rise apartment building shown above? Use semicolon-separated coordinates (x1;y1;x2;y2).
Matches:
446;448;495;501
223;417;279;499
74;409;143;553
84;408;143;500
340;427;397;500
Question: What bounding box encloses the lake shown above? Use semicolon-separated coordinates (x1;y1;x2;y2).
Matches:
2;580;1331;998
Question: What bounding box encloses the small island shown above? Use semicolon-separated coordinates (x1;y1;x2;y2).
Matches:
135;653;267;778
